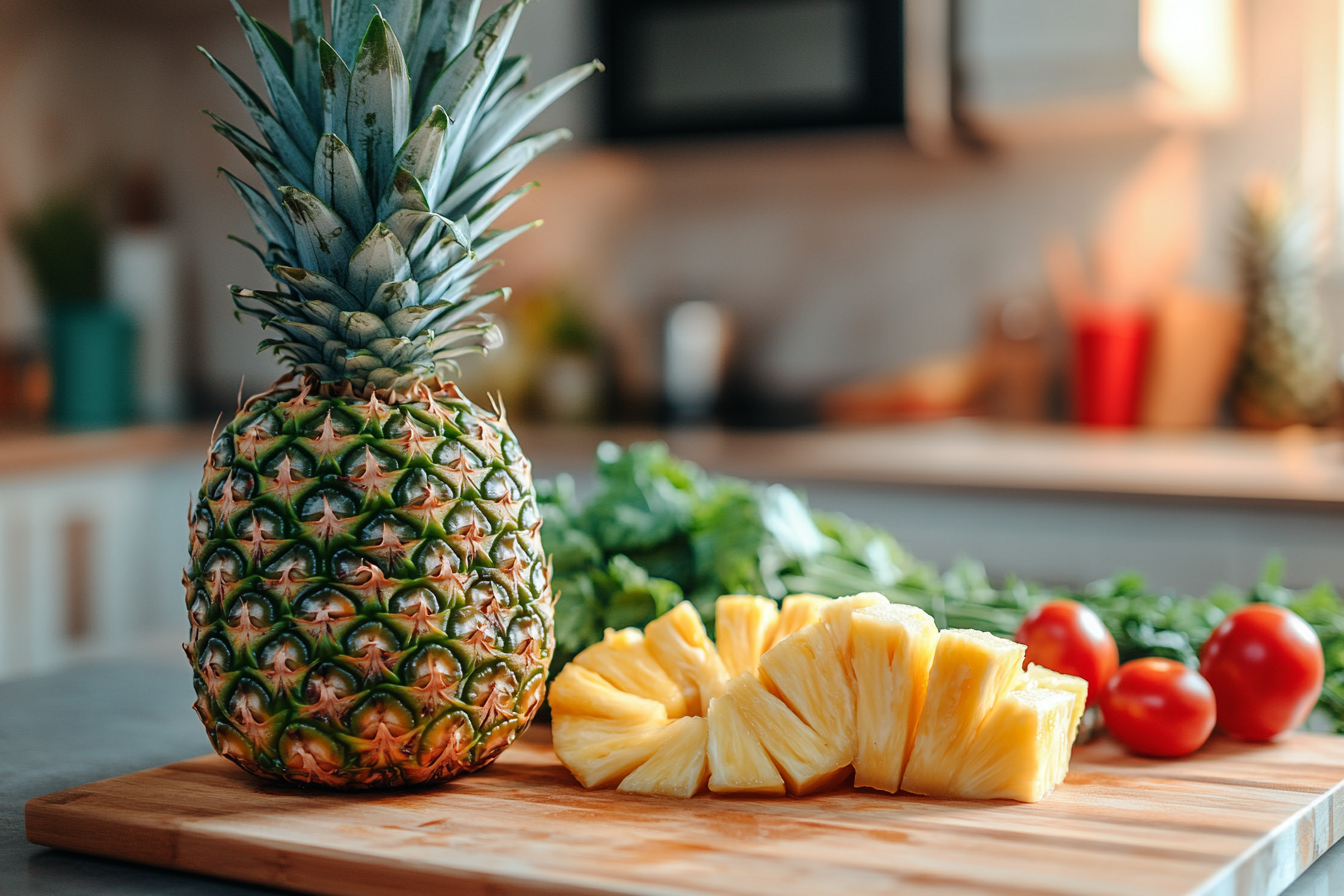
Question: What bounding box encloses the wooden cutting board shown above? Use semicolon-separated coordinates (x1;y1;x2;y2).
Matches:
25;729;1344;896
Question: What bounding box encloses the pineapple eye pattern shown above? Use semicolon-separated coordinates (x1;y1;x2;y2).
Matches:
188;0;590;786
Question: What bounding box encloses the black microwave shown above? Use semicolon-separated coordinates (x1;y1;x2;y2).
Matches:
599;0;906;140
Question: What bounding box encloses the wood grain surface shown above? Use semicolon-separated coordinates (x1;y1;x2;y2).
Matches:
25;730;1344;896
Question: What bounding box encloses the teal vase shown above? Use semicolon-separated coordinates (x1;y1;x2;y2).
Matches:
47;305;136;429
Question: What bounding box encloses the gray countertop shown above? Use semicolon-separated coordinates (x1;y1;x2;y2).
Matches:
6;660;1344;896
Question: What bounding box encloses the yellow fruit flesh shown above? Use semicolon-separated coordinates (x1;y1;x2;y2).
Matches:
715;595;780;680
818;592;888;668
851;603;939;793
902;629;1026;798
574;628;688;718
949;688;1074;802
644;601;729;717
1016;663;1088;749
725;673;850;795
618;716;710;798
758;623;856;761
769;594;832;648
707;693;785;795
548;663;669;724
551;716;674;789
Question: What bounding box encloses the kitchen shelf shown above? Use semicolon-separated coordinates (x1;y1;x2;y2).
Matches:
0;424;213;478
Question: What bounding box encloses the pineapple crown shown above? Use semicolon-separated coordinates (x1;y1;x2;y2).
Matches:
203;0;600;394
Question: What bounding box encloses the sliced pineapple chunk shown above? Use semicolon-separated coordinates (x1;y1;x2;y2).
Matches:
1016;663;1088;751
851;603;939;793
758;622;856;761
618;716;710;798
552;715;674;789
769;594;832;648
817;592;888;666
901;629;1026;798
575;627;687;718
725;673;850;795
645;601;728;717
715;595;780;680
548;663;669;724
707;694;785;795
949;688;1074;802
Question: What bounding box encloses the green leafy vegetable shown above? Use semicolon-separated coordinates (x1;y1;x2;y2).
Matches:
540;441;1344;733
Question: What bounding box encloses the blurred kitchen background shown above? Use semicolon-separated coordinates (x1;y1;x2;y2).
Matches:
7;0;1344;681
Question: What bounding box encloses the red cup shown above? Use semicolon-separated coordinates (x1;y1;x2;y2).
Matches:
1072;308;1152;428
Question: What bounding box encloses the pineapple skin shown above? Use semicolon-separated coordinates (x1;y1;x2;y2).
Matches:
186;383;552;789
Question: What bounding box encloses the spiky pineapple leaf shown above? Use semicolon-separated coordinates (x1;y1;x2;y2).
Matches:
229;0;319;157
331;0;377;65
472;220;540;265
272;266;362;312
394;106;449;187
368;278;422;317
480;55;530;116
339;310;392;347
467;180;534;241
254;18;295;78
348;14;413;202
199;49;313;184
461;61;601;175
433;287;506;331
439;127;569;219
320;39;352;142
279;187;361;282
347;224;412;302
384;208;440;257
419;0;528;189
220;168;296;257
313;134;376;239
289;0;326;127
375;0;424;59
209;114;308;201
377;168;432;221
410;0;473;99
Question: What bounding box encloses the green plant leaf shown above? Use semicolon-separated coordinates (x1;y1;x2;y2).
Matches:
437;126;569;219
466;180;535;241
459;60;600;176
271;265;362;311
320;38;351;142
348;13;412;201
278;187;361;282
228;0;319;157
219;168;296;258
313;133;375;239
200;49;312;184
345;223;411;302
289;0;326;127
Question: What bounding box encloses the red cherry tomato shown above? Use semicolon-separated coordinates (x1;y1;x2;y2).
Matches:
1015;599;1119;705
1101;658;1216;757
1199;604;1324;741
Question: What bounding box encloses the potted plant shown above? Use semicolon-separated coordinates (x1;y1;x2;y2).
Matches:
12;194;135;429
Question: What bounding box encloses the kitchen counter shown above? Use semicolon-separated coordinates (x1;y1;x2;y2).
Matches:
4;659;1344;895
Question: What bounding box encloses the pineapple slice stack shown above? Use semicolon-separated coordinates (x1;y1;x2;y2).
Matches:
550;594;1086;802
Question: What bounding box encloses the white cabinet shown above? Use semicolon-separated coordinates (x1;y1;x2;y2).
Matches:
0;454;201;682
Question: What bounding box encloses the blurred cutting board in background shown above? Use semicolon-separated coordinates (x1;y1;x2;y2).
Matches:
25;730;1344;896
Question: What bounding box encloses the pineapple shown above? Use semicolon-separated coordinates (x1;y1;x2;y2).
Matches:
850;603;938;793
768;593;831;647
552;715;675;790
757;622;856;762
574;628;687;718
715;595;779;679
722;673;850;795
618;716;710;798
187;0;600;788
549;593;1081;803
950;689;1074;802
643;601;729;717
706;694;785;795
1232;177;1340;429
548;664;668;724
901;629;1025;798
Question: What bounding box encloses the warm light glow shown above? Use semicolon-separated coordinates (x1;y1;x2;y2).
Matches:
1140;0;1240;124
